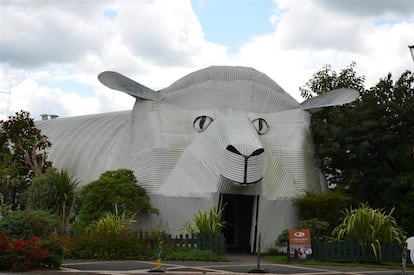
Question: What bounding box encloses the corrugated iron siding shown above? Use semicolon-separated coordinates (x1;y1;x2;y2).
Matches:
36;111;130;184
160;66;299;113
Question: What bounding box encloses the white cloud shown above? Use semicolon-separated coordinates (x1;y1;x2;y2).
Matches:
230;0;414;100
0;0;413;121
0;2;107;68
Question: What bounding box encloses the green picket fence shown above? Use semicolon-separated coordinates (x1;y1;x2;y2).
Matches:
171;233;226;254
136;231;226;254
312;238;407;263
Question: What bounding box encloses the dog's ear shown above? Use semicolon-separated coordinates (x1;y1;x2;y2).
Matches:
98;71;159;101
300;88;359;113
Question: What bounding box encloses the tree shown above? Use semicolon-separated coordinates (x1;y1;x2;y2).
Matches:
302;64;414;234
24;168;79;234
332;203;406;260
76;169;157;227
300;63;366;189
293;191;352;233
0;110;52;210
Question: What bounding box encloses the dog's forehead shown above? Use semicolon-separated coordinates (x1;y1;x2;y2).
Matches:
159;66;300;113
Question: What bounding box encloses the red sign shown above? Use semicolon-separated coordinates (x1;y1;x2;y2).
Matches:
288;229;312;261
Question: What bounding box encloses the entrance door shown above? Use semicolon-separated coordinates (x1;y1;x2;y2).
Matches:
220;194;255;252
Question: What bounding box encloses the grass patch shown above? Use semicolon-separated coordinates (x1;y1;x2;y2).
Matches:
163;249;228;262
264;255;288;264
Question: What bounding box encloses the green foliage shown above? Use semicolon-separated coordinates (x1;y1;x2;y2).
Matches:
293;191;352;232
0;210;58;239
24;168;79;234
24;169;56;210
0;110;52;210
69;205;152;260
275;229;289;247
297;219;330;238
264;255;289;264
0;234;63;271
300;62;365;99
184;206;225;235
76;169;157;226
38;235;65;269
69;231;155;260
86;205;136;236
163;249;227;261
302;64;414;234
332;203;406;260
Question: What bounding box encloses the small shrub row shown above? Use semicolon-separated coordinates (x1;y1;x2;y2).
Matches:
69;231;157;260
0;210;58;239
68;230;228;261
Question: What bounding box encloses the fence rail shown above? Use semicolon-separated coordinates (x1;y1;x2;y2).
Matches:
136;231;226;254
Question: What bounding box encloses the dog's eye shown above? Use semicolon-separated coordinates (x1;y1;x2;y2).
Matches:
252;118;268;135
193;116;213;132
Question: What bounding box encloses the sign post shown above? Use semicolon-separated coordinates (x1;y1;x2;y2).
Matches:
288;229;312;262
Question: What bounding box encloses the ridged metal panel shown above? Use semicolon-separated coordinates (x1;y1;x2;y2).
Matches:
36;111;130;185
222;151;245;183
300;88;360;111
160;66;299;113
217;176;262;195
246;154;265;182
127;148;183;194
257;199;298;252
263;155;299;199
157;149;219;197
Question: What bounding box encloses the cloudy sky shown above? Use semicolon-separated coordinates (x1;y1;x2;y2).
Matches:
1;0;413;121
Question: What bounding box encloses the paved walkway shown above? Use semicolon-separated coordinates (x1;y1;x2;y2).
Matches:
54;254;414;275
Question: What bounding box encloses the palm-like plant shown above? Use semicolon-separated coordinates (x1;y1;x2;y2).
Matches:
332;203;406;260
53;170;79;234
24;168;79;234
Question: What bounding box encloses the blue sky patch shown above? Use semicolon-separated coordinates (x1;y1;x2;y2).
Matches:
192;0;275;53
374;18;399;26
38;79;95;97
104;8;118;20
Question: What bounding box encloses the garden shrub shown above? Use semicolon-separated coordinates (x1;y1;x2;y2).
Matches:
184;206;225;235
293;191;352;232
0;233;64;271
332;203;406;261
69;231;156;260
76;169;157;228
0;210;58;239
39;235;65;269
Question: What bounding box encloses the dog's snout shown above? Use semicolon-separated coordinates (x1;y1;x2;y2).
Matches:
250;148;264;156
226;145;242;155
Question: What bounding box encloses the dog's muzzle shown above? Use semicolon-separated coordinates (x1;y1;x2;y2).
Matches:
221;145;265;185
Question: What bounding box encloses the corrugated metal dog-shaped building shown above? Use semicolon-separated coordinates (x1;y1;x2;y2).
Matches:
37;66;358;251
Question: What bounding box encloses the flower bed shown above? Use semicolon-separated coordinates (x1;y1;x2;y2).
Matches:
0;233;64;271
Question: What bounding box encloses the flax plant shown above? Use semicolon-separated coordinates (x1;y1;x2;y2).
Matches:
86;205;136;235
332;203;406;260
185;206;225;235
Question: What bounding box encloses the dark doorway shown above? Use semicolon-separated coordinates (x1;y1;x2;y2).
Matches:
220;194;255;252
